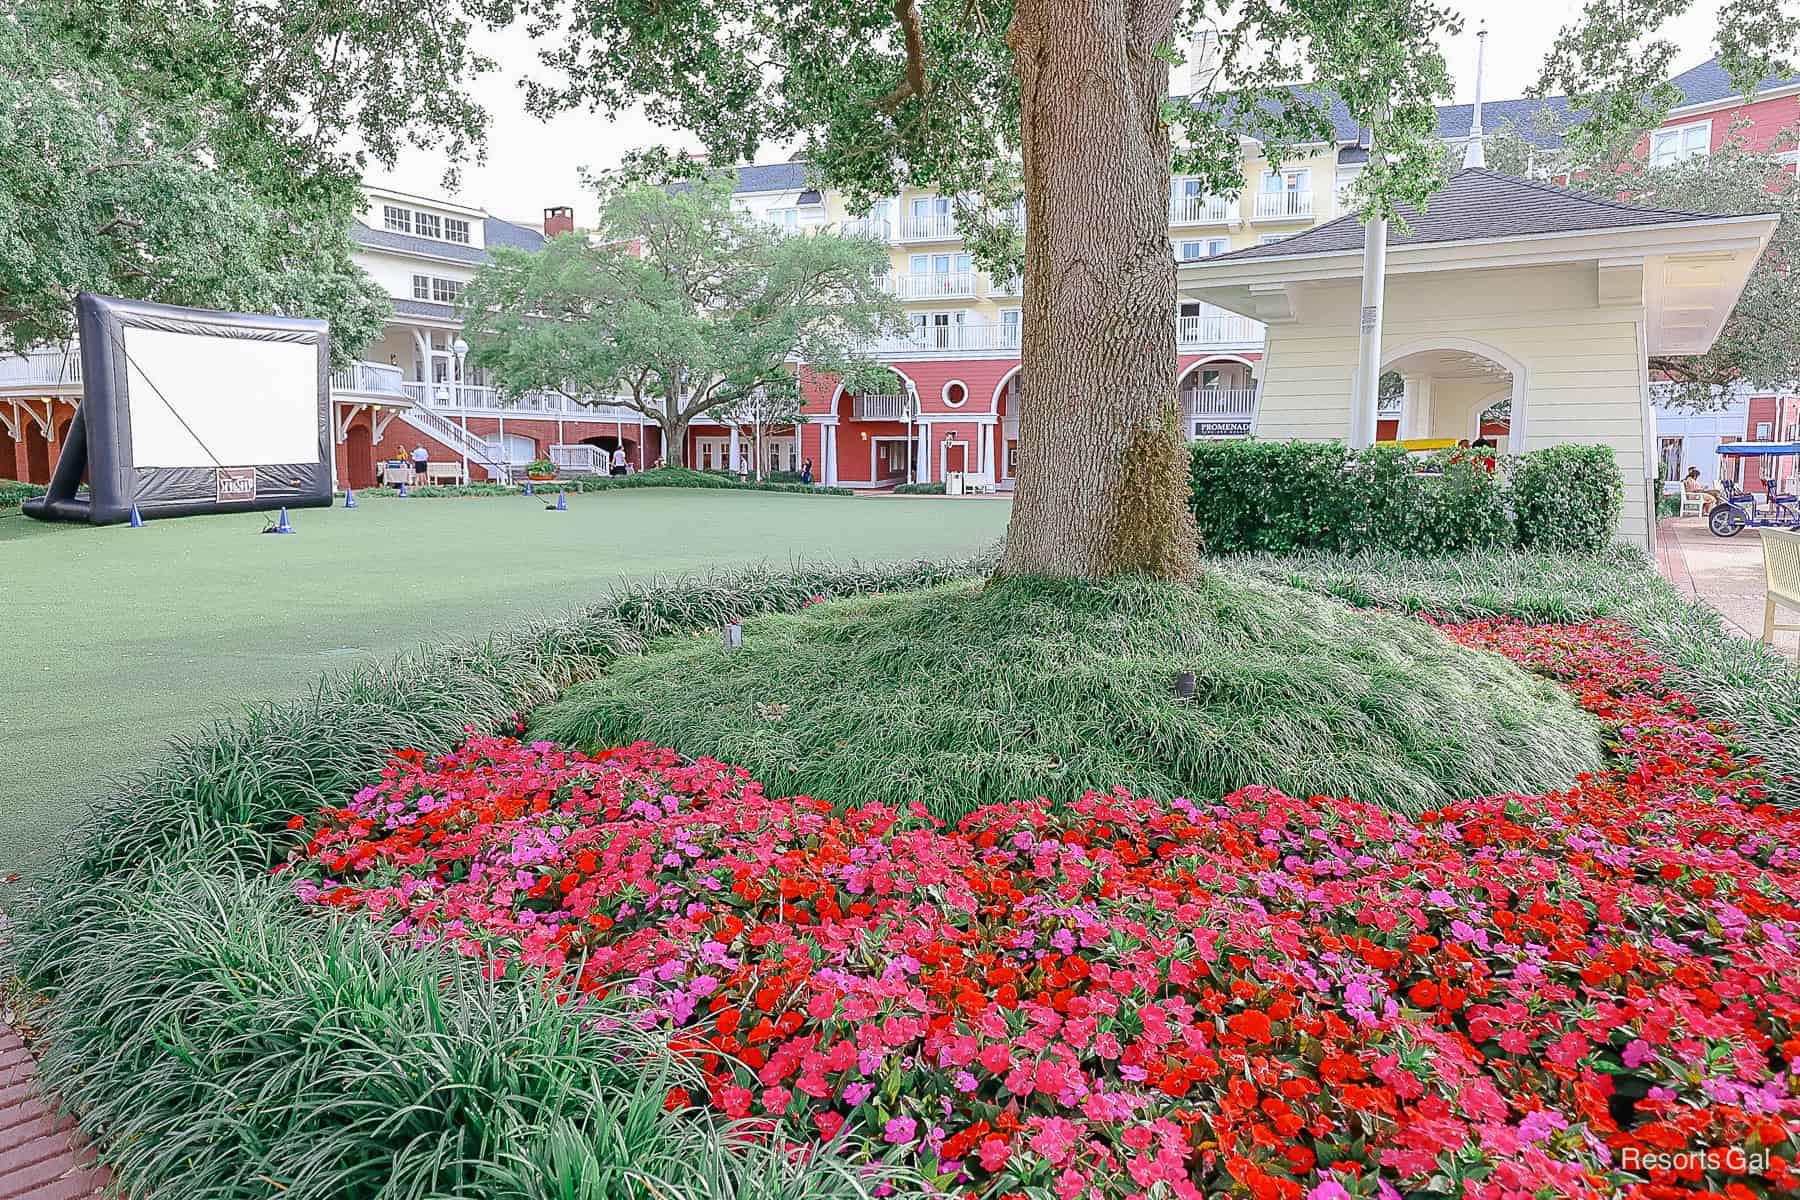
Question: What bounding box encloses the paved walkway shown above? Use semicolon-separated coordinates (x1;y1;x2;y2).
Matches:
0;1021;106;1199
1656;516;1799;661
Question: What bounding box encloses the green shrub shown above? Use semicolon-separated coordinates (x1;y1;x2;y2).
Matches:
532;572;1603;822
893;481;947;494
568;466;851;496
0;480;47;509
526;457;558;476
1511;444;1624;553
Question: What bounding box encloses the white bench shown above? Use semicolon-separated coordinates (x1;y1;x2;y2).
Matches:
426;461;464;485
1760;527;1800;647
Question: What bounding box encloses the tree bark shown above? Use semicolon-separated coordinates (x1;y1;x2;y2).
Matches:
663;397;687;466
998;0;1198;581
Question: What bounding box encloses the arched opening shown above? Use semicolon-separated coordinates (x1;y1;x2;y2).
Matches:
344;420;375;490
994;370;1019;487
1178;358;1258;439
488;432;539;468
23;419;51;485
0;419;17;481
1381;340;1525;452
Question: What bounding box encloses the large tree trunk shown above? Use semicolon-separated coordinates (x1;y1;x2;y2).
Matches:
998;0;1198;580
663;402;687;467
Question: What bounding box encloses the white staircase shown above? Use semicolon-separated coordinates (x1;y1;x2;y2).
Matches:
396;404;511;483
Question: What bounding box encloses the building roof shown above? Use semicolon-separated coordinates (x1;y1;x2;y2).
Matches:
733;161;813;194
392;298;459;321
1206;168;1718;262
1436;94;1576;146
1668;55;1800;110
351;218;545;263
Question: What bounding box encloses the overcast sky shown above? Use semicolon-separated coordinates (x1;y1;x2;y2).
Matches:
369;0;1728;229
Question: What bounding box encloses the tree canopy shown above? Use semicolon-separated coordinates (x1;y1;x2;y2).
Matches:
0;0;502;359
458;174;899;465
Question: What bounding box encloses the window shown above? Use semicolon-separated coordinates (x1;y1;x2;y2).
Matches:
766;207;800;232
412;274;431;301
444;218;470;244
1757;421;1774;440
1658;436;1684;479
1257;233;1291;246
1176;240;1204;261
415;212;443;240
1263;168;1310;193
383;205;412;233
1204;237;1228;257
1650;121;1711;167
1000;308;1021;346
431;278;464;305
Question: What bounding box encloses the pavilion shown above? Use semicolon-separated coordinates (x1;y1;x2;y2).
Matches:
1178;168;1777;546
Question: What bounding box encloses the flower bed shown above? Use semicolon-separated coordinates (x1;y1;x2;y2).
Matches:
287;620;1800;1199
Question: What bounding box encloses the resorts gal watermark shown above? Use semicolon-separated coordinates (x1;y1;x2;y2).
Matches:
1619;1145;1772;1175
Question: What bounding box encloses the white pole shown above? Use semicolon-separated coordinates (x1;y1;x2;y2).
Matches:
1464;23;1489;169
1352;104;1389;450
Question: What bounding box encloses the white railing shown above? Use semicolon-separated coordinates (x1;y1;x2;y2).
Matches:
873;322;1020;355
1183;388;1259;419
0;347;83;390
408;381;643;423
1178;310;1265;347
1252;190;1313;220
550;444;608;473
330;360;407;397
1170;194;1235;224
842;216;894;241
899;213;958;241
988;276;1022;298
885;271;977;300
395;404;510;483
853;393;912;421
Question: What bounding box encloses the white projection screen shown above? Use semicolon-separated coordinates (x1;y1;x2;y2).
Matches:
23;294;332;526
125;327;322;469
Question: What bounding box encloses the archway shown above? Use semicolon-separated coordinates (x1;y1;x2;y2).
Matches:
1381;337;1527;453
995;372;1019;487
0;420;16;481
23;419;50;485
344;420;375;489
1178;357;1258;439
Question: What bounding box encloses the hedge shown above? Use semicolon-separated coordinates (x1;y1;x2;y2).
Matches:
892;481;947;494
353;467;852;500
0;480;48;509
1189;440;1624;556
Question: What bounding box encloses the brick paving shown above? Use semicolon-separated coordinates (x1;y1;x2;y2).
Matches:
1656;516;1799;661
0;1023;106;1199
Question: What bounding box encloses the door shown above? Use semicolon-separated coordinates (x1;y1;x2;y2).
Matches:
946;441;967;474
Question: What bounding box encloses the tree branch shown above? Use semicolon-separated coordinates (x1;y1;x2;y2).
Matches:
874;0;931;115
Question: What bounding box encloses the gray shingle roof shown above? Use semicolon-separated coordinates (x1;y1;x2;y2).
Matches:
1668;55;1800;109
1437;95;1576;147
733;161;812;194
483;217;547;252
1206;167;1718;262
392;298;459;320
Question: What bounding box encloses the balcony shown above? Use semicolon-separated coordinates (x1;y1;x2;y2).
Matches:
330;360;408;398
1169;194;1235;224
853;392;912;421
842;216;894;241
403;381;640;422
1177;308;1265;347
873;321;1021;356
885;271;978;301
0;347;83;394
898;212;958;241
1184;388;1259;419
1252;190;1314;220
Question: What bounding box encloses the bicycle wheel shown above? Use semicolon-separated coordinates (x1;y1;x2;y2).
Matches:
1709;503;1747;537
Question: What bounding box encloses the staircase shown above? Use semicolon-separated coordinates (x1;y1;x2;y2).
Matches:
396;404;511;483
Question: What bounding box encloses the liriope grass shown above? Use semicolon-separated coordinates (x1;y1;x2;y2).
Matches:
1230;547;1800;806
6;553;993;1200
531;572;1604;822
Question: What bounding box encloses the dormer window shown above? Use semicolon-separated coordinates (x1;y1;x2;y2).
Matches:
382;203;473;245
415;212;443;239
383;205;412;233
445;218;470;244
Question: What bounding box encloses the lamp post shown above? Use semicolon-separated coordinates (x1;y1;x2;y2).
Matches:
451;337;470;482
1351;102;1390;450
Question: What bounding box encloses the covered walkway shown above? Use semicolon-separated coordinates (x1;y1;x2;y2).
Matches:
1656;517;1799;661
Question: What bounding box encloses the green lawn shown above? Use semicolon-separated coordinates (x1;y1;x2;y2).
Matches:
0;491;1009;873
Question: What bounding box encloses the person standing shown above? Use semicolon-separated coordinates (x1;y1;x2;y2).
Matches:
610;445;627;477
411;443;429;482
800;457;814;486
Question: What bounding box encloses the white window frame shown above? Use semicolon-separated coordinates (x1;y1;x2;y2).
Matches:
412;274;431;301
444;217;471;244
1650;120;1712;167
1257;233;1291;246
1263;167;1311;194
414;212;443;240
384;205;412;234
430;277;464;305
1176;239;1204;262
766;207;800;231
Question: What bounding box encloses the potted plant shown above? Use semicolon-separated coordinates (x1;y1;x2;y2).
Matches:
526;458;558;481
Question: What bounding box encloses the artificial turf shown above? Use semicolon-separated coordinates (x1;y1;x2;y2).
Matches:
0;491;1009;873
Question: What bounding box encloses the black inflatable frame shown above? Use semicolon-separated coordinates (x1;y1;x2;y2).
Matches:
23;293;332;525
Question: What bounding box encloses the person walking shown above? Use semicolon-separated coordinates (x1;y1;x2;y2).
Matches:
610;445;627;477
800;457;814;486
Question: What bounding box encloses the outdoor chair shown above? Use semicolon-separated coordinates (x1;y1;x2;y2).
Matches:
426;462;463;485
1678;492;1705;519
1759;527;1800;648
380;463;413;487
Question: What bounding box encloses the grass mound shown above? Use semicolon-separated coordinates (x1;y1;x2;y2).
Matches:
531;572;1603;818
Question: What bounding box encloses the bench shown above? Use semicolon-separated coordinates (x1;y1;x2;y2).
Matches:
426;461;464;485
1760;527;1800;647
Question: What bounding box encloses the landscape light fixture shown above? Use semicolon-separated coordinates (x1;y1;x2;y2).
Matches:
1174;671;1197;700
452;337;471;482
724;620;743;650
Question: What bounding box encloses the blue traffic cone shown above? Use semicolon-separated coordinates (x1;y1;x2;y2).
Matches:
523;481;534;497
128;503;144;528
397;481;408;498
344;489;357;509
555;489;567;511
273;507;295;534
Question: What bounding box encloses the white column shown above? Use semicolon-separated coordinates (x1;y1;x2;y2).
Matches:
980;424;995;481
1400;374;1431;440
728;425;741;472
823;425;838;486
916;422;931;483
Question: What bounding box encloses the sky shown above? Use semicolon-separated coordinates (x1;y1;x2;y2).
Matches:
370;0;1729;230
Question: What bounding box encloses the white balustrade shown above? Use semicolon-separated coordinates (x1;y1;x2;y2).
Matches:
1177;310;1265;347
1252;190;1313;219
898;213;959;241
1169;194;1235;224
0;347;83;390
885;272;978;301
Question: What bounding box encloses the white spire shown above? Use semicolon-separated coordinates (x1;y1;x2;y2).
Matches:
1464;22;1489;169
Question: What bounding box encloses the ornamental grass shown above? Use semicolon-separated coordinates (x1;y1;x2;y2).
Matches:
285;618;1799;1198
